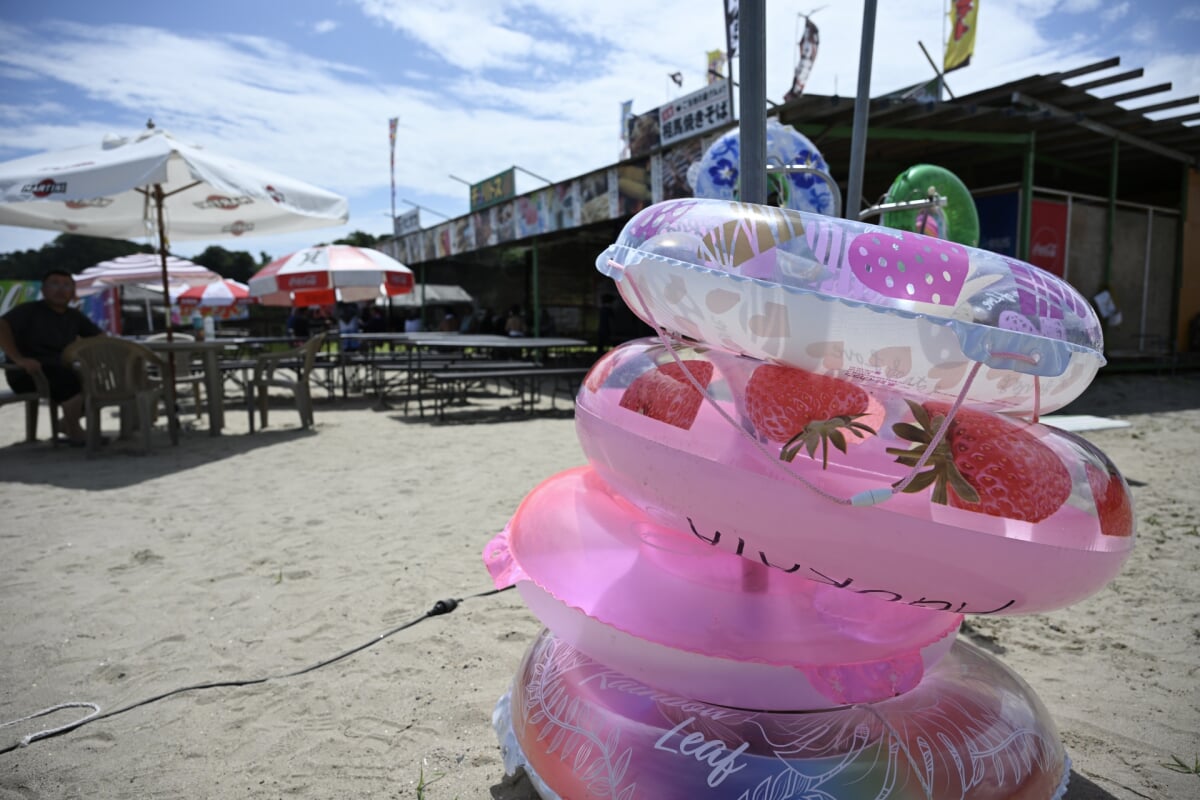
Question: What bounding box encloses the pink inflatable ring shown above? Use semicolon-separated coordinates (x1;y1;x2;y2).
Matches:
575;339;1135;615
597;198;1105;414
485;467;961;711
495;628;1070;800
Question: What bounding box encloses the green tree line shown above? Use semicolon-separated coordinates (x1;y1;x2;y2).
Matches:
0;231;383;283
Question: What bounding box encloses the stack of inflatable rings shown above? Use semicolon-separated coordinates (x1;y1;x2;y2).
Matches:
487;198;1134;800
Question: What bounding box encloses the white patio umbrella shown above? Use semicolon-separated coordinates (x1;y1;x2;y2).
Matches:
248;245;414;307
0;124;349;334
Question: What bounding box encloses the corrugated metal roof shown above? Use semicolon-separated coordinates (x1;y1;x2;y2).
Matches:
776;57;1198;210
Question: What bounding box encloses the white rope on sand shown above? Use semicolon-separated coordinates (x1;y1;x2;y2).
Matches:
0;702;101;747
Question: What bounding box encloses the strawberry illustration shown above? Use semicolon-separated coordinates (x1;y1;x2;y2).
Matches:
848;230;969;306
888;400;1070;522
1085;462;1134;537
744;364;877;468
618;361;713;429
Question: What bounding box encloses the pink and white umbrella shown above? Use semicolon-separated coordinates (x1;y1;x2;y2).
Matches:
75;253;221;296
248;244;414;306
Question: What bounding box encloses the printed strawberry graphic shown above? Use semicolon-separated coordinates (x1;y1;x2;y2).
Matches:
744;364;877;468
618;361;714;429
848;230;969;306
888;400;1070;522
1085;462;1134;537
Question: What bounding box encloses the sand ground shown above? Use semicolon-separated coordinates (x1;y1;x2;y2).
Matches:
0;367;1197;799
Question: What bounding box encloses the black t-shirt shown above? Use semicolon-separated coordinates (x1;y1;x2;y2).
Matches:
2;300;103;365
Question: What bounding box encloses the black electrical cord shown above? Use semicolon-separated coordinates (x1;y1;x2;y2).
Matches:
0;585;513;755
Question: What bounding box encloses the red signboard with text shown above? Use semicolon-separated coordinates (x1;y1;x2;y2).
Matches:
1028;199;1069;277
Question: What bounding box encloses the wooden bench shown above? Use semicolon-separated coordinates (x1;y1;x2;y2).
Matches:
421;366;590;420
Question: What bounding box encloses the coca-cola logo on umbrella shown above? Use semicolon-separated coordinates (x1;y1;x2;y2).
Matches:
222;220;255;236
282;272;329;289
22;178;67;198
195;194;254;211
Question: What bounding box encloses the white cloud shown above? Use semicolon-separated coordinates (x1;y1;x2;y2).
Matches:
1175;6;1200;21
1060;0;1103;12
1101;2;1131;24
312;20;339;35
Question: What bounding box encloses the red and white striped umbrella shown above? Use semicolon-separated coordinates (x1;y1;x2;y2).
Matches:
75;253;221;296
248;245;414;307
174;279;253;308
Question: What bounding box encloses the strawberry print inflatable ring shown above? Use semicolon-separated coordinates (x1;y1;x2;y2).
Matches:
597;198;1105;415
575;339;1134;616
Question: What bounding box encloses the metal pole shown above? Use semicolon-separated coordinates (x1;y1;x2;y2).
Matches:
738;0;767;204
531;238;540;337
1019;132;1035;261
844;0;879;219
153;183;180;445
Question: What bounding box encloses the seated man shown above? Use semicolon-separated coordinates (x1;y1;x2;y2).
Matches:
0;269;104;445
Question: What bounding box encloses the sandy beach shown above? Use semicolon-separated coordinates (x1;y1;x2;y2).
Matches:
1;367;1198;800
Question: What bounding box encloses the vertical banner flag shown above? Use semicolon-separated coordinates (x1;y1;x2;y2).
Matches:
707;49;726;84
784;17;820;102
724;0;739;120
724;0;740;59
619;99;634;158
944;0;979;73
388;117;399;220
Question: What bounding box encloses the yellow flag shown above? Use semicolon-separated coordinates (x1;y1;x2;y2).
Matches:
707;49;726;83
944;0;979;73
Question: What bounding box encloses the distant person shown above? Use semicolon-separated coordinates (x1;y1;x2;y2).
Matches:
538;308;556;337
403;310;423;333
505;305;526;337
0;269;104;445
361;306;387;333
459;308;482;334
287;307;312;342
337;303;362;351
438;307;458;332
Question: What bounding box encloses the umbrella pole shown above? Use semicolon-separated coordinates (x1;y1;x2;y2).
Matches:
154;183;180;445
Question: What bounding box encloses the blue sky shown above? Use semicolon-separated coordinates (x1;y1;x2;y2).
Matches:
1;0;1196;261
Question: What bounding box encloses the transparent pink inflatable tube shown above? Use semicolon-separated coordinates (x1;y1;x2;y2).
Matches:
485;467;961;710
597;198;1105;414
575;339;1135;616
499;628;1070;800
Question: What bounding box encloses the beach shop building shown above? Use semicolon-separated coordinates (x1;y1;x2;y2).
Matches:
379;58;1200;366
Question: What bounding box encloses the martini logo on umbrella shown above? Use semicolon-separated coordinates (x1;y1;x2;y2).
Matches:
65;197;115;209
265;185;285;203
22;179;67;198
222;220;255;236
194;194;255;211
